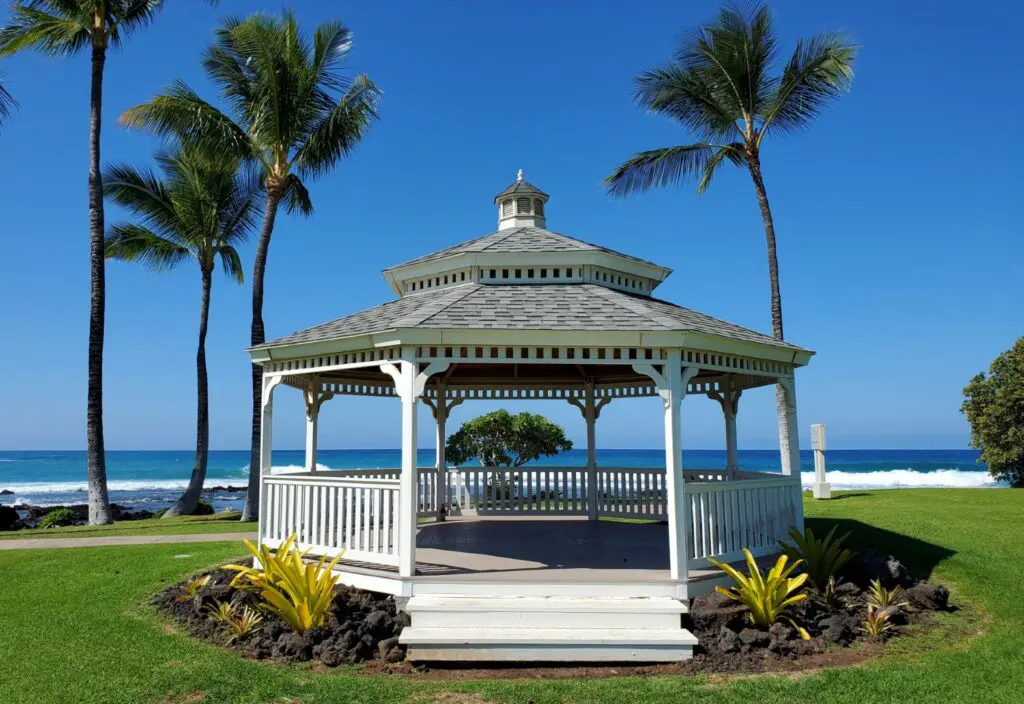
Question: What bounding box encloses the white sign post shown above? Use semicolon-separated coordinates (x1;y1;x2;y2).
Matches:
810;423;832;499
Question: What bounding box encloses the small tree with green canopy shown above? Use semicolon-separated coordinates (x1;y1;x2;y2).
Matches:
446;411;573;505
961;337;1024;487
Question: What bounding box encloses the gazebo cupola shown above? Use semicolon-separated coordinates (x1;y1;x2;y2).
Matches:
495;169;549;230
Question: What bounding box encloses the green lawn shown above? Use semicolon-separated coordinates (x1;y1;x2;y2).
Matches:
0;489;1021;703
0;511;256;540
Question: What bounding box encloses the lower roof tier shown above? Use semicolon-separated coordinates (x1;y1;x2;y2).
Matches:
254;283;808;354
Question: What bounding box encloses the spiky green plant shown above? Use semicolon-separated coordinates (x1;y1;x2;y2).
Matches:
207;601;262;645
866;580;909;611
781;525;854;589
859;606;894;639
177;575;212;603
225;534;342;634
813;575;847;613
709;548;809;635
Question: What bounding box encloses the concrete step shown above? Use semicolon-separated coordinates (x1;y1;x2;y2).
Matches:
400;626;697;662
411;579;686;598
405;595;686;629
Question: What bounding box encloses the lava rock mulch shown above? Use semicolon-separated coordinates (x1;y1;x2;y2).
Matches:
682;549;954;674
154;568;408;667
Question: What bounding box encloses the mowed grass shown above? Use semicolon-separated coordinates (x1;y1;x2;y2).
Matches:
0;511;256;540
0;489;1021;703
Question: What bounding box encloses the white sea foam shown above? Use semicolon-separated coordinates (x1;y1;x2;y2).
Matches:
0;476;249;495
801;468;998;490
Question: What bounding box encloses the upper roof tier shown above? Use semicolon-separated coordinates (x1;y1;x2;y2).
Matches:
383;172;672;297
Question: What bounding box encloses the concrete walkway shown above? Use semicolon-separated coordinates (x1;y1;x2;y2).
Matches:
0;531;257;551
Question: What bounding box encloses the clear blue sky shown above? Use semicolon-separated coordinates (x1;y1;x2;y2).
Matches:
0;0;1020;452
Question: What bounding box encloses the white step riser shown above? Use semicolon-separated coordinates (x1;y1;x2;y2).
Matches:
411;581;686;598
410;610;680;629
407;644;694;662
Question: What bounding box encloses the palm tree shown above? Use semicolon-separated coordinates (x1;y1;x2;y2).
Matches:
120;11;380;521
605;3;855;469
0;73;15;129
1;1;166;525
104;148;262;516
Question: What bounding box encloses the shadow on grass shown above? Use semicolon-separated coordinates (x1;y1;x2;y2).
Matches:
806;517;957;582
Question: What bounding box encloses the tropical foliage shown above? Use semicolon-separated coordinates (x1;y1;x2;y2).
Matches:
866;580;909;612
961;336;1024;487
225;534;342;634
119;11;381;520
604;3;856;459
709;548;809;634
446;410;573;468
0;73;14;128
781;525;854;589
207;601;263;645
859;606;895;639
38;507;75;529
177;575;212;603
105;146;261;516
1;0;168;526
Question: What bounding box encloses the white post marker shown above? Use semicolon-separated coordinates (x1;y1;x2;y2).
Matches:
811;423;832;499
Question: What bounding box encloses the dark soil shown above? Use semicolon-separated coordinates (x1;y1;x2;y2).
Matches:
154;568;407;666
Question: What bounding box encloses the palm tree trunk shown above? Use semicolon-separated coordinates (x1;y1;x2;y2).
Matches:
165;265;213;517
241;186;284;522
86;39;112;526
747;152;797;476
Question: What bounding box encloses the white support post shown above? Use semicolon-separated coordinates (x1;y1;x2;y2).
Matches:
258;375;283;546
434;381;448;521
382;359;449;578
778;376;802;477
811;423;831;499
710;387;741;480
584;380;598;521
633;352;697;583
304;393;319;473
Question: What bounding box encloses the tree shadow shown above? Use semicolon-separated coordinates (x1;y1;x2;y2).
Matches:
805;517;957;582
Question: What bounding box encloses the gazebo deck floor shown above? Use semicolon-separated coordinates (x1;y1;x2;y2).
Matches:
332;516;754;587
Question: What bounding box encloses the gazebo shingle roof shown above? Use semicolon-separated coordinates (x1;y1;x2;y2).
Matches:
493;176;548;200
257;283;806;351
386;226;666;271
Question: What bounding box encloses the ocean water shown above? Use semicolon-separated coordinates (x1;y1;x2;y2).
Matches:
0;448;996;514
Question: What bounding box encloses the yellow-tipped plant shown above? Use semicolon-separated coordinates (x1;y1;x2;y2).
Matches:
866;580;909;611
177;575;212;602
208;601;263;645
225;534;342;634
859;606;894;639
709;548;811;638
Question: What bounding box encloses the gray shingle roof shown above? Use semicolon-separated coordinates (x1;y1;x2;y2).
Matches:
258;283;806;351
386;227;666;271
494;177;548;201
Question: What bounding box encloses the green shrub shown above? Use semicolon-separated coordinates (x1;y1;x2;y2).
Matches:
38;507;75;529
709;549;810;637
153;509;167;519
781;525;854;589
0;505;21;531
193;499;215;516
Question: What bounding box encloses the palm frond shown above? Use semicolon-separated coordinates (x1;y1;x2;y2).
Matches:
120;80;257;165
635;65;740;141
0;75;16;127
102;161;179;237
309;20;352;92
0;3;91;57
281;173;312;215
215;245;244;284
697;142;745;195
604;143;719;196
106;0;163;48
760;31;856;139
294;73;379;178
105;223;191;271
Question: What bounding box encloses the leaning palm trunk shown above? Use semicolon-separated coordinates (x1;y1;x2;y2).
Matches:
87;36;112;526
747;152;795;474
165;266;213;517
242;188;284;522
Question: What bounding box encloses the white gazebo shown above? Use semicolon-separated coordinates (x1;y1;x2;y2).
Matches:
247;171;812;662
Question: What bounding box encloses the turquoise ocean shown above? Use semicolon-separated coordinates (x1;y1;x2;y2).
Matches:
0;449;997;514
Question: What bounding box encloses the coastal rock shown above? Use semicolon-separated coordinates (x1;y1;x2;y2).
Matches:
0;489;13;495
845;548;912;588
905;583;949;612
0;505;21;531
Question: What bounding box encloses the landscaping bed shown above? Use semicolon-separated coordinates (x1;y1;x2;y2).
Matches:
155;568;408;666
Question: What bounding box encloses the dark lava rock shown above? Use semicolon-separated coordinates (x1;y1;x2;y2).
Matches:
717;626;741;653
738;628;771;648
768;622;795;641
273;632;312;661
365;610;394;637
0;505;21;531
906;583;950;611
835;580;863;598
845;548;912;588
0;489;14;495
690;591;748;635
378;636;405;663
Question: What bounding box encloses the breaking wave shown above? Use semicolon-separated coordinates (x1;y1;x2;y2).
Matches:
801;468;998;489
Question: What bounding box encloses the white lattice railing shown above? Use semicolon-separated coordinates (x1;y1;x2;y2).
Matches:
448;466;589;515
686;475;803;568
262;474;400;567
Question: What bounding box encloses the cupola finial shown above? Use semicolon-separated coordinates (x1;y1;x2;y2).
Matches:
494;170;550;230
